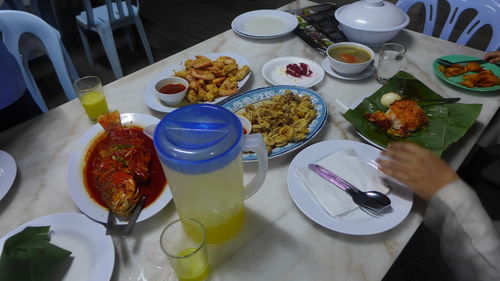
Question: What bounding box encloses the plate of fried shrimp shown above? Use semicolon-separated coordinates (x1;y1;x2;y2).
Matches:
144;53;252;113
433;55;500;92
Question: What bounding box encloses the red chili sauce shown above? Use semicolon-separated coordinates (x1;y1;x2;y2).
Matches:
286;63;313;78
159;83;186;94
83;126;167;208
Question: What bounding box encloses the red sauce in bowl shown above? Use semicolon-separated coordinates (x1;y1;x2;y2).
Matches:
159;83;186;94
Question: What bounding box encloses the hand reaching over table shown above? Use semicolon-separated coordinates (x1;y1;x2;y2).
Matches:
376;142;458;200
484;50;500;64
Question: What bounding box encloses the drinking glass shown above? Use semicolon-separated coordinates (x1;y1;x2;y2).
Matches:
73;76;109;120
376;43;406;84
160;218;209;281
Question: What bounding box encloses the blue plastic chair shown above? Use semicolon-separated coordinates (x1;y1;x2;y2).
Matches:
0;10;77;113
76;0;154;79
397;0;500;52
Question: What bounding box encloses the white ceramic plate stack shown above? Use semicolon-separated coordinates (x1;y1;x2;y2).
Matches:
231;10;298;39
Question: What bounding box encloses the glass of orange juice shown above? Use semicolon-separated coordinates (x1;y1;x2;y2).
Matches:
73;76;109;120
160;218;209;281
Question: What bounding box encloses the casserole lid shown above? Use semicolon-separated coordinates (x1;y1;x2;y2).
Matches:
335;0;409;30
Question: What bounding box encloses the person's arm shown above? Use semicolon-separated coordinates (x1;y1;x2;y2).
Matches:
425;178;500;281
377;142;500;281
484;51;500;64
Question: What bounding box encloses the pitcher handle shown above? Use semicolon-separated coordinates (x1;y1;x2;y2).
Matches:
242;133;268;199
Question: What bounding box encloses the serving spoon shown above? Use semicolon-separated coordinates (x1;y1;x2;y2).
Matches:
308;164;391;210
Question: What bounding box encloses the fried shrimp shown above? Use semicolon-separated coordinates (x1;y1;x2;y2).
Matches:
175;55;250;103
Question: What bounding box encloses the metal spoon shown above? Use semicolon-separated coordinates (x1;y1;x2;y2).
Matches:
308;164;391;210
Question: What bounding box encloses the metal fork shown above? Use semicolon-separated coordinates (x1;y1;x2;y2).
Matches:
106;195;146;235
436;58;488;67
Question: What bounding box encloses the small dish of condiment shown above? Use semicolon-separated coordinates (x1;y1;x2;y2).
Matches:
154;77;189;105
237;115;252;135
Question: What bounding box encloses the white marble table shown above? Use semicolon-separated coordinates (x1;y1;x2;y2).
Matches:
1;1;499;280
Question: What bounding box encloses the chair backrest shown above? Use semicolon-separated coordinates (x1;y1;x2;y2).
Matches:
83;0;136;26
0;10;76;112
397;0;500;52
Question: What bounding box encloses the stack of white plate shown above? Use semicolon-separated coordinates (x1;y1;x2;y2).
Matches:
231;10;298;39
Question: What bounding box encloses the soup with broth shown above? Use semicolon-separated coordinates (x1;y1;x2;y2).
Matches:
328;46;371;63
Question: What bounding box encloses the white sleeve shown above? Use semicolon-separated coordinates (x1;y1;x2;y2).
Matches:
424;178;500;281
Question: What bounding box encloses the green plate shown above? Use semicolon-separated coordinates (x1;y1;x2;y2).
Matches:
343;71;482;156
433;54;500;92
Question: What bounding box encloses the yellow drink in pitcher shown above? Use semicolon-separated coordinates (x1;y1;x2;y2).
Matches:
165;156;246;244
175;248;209;281
80;91;108;120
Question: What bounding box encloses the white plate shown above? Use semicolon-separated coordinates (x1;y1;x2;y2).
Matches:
231;10;298;38
144;53;252;113
0;213;114;281
67;113;172;224
262;57;325;88
232;28;286;39
287;140;413;235
322;58;375;80
0;150;16;201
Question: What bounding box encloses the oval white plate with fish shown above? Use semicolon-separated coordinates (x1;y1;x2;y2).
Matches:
67;113;172;224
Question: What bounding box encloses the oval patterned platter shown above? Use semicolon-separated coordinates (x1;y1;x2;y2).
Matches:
219;85;328;162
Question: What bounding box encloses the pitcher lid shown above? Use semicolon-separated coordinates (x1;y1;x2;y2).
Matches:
154;104;243;174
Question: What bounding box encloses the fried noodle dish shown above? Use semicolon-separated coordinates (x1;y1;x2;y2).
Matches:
84;111;165;219
241;90;317;153
175;55;250;103
365;99;428;137
439;62;500;88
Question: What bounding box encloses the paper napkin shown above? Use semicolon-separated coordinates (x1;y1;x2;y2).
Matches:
296;148;388;218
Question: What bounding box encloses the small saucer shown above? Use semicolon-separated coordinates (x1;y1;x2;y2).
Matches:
0;150;17;201
322;58;375;81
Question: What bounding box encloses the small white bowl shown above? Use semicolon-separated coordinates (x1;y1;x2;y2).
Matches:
154;77;189;105
326;42;374;75
237;115;252;135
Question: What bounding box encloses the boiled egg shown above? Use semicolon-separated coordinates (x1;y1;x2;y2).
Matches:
380;92;402;107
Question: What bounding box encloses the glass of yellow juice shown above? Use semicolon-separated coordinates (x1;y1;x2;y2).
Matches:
73;76;109;120
160;218;209;281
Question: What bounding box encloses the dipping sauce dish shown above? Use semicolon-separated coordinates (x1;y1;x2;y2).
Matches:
155;77;189;104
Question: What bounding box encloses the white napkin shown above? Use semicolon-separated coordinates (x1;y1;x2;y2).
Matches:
296;148;388;218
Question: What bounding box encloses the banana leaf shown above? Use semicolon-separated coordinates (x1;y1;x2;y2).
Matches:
343;71;482;155
0;226;72;281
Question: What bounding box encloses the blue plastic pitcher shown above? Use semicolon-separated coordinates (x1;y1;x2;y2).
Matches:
153;104;268;243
